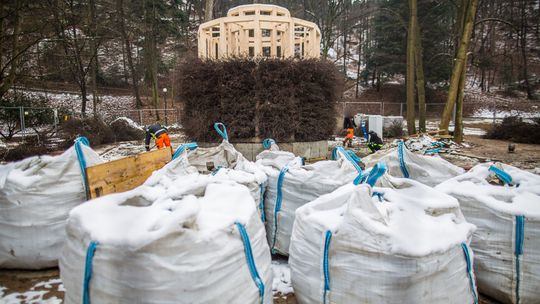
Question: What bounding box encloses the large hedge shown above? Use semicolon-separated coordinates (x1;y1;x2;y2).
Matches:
178;58;342;142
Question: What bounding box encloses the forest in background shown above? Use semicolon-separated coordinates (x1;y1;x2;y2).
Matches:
1;0;539;119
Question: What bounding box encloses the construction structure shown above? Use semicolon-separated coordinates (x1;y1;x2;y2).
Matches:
198;4;321;60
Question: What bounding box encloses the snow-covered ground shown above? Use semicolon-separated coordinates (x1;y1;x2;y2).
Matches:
472;108;540;119
0;279;64;304
16;89;135;115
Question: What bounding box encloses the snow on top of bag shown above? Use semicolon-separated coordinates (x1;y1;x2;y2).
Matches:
69;177;255;248
296;175;475;257
0;144;101;190
361;144;464;186
146;140;267;186
437;162;540;218
256;149;303;172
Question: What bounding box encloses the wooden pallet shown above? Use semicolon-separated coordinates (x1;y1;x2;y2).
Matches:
86;147;172;199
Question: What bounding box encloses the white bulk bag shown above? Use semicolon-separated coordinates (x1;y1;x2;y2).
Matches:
437;163;540;304
60;176;272;304
290;167;477;304
0;138;102;269
256;145;362;256
362;141;463;186
168;124;267;219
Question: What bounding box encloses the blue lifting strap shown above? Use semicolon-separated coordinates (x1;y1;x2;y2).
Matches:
489;165;513;185
515;215;525;303
259;184;266;223
365;162;387;187
235;222;265;304
214;122;229;141
461;242;478;304
323;230;332;304
331;146;363;174
172;142;198;160
271;165;289;253
83;241;99;304
262;138;276;150
398;141;410;178
74;137;91;200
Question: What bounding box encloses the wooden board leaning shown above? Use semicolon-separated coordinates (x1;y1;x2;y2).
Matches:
85;147;172;199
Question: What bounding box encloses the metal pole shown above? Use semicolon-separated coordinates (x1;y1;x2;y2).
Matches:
164;93;168;125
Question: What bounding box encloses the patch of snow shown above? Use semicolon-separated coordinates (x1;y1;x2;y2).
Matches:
13;89;135;119
111;117;144;131
271;259;293;295
472;109;540;119
327;48;337;59
31;278;63;290
1;279;63;304
97;141;147;162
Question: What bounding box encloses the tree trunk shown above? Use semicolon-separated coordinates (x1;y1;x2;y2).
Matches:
355;33;361;98
0;0;21;100
150;0;159;119
406;0;417;135
519;0;533;99
117;0;143;108
440;0;479;134
89;0;99;116
342;3;348;76
205;0;214;21
454;55;468;143
414;22;426;133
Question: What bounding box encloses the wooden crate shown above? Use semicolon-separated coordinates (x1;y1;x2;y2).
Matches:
86;147;172;199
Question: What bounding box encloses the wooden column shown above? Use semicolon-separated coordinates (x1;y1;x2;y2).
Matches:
219;21;227;58
254;14;261;56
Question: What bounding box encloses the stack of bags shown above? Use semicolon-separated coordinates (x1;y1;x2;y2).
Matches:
362;141;463;187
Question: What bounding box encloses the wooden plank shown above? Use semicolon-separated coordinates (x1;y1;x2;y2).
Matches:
86;147;172;199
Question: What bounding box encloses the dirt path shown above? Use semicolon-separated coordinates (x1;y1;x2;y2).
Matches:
440;135;540;171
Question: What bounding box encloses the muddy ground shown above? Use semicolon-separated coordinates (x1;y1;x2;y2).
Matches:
0;267;501;304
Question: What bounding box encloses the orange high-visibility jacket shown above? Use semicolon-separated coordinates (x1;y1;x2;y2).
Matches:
345;128;354;139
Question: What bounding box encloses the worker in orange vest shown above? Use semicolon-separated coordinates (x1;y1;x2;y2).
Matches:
343;127;354;147
145;123;171;151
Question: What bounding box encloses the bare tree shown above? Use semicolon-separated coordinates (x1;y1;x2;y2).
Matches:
116;0;143;108
406;0;417;135
440;0;479;135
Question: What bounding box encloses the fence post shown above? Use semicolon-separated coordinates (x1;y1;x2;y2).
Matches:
400;104;403;117
53;108;59;135
139;109;143;126
492;99;496;124
19;106;26;139
381;102;384;116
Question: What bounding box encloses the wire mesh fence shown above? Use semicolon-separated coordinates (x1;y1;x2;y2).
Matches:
0;106;181;141
338;101;539;121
